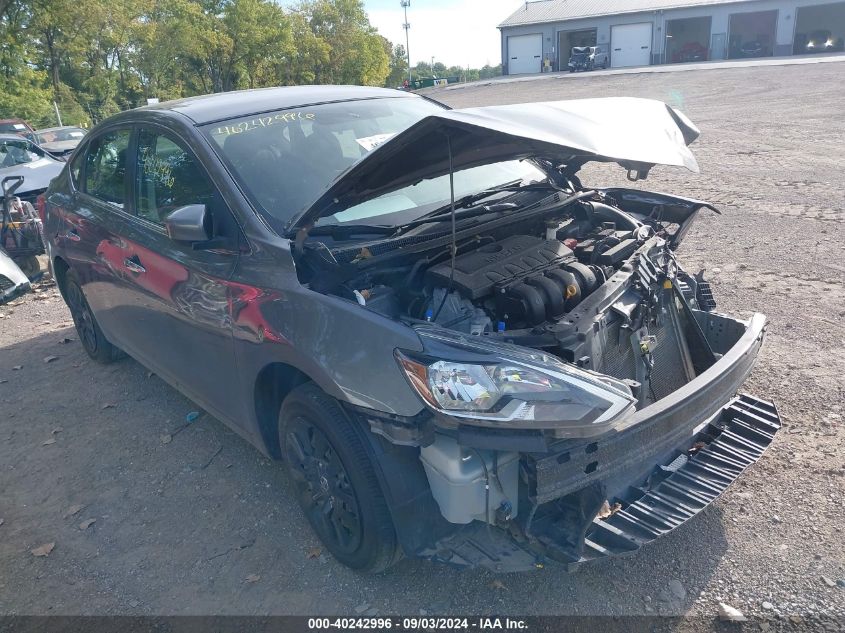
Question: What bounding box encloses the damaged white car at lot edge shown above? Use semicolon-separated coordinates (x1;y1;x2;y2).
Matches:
0;246;30;303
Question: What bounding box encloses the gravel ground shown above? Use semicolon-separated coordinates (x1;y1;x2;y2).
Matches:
1;61;844;624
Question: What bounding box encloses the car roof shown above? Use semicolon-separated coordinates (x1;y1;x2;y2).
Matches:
36;126;85;133
117;85;417;126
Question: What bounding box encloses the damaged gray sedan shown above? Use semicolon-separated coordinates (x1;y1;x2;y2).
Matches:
43;87;780;573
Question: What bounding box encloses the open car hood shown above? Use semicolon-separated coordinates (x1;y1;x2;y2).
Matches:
289;97;701;231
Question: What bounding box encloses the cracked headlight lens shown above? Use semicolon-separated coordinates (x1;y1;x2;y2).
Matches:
396;350;636;434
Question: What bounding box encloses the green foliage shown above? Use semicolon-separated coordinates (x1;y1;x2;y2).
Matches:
0;66;54;126
385;43;408;87
0;0;502;128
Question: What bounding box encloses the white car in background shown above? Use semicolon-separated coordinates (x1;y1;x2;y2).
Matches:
0;246;29;303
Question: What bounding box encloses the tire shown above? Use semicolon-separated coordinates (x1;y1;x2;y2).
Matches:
62;268;125;363
279;382;401;573
17;255;41;279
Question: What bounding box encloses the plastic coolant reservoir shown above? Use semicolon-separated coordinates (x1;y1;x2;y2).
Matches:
420;433;519;524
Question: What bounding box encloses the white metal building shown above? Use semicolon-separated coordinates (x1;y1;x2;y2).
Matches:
499;0;845;74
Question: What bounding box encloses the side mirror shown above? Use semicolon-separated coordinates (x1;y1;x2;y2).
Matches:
164;204;211;243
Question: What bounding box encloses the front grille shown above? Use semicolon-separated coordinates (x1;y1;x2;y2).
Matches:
598;318;636;380
650;314;691;400
0;274;14;291
597;310;692;402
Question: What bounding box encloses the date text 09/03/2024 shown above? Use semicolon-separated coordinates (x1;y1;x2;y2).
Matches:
307;617;528;630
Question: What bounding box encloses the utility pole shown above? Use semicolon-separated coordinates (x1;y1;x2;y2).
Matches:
401;0;411;86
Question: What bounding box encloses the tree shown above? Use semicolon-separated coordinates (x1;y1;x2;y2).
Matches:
296;0;389;86
0;66;54;126
479;63;502;79
384;42;407;87
0;0;496;127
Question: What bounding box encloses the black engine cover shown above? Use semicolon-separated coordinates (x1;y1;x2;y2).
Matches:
427;235;573;300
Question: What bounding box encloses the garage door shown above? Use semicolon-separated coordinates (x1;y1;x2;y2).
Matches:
508;34;542;74
611;23;653;67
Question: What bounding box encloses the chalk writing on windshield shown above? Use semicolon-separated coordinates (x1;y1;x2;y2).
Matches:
212;112;316;137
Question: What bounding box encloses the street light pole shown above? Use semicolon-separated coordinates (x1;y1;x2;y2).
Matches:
401;0;411;86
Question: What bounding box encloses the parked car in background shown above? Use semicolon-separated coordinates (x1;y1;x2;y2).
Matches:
739;41;769;58
0;135;64;206
677;42;708;63
42;86;779;573
0;119;34;136
568;46;608;71
29;126;87;160
0;245;30;303
804;29;844;53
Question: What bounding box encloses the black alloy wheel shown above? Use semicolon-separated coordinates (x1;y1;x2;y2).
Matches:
285;416;364;555
279;383;401;572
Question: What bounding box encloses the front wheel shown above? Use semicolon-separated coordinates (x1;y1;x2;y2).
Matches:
279;383;401;573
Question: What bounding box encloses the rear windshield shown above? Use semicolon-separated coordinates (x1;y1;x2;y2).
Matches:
0;122;28;134
35;128;86;144
203;97;445;228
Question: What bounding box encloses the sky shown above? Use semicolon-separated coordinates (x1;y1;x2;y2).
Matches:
364;0;520;69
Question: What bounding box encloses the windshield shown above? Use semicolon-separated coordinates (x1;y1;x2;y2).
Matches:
0;122;28;134
35;128;86;144
203;97;446;226
0;138;46;168
320;160;545;226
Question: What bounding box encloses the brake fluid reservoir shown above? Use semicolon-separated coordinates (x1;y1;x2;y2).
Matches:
420;433;519;524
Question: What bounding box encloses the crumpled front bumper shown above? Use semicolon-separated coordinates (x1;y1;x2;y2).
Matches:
424;394;780;572
422;313;780;572
574;394;780;567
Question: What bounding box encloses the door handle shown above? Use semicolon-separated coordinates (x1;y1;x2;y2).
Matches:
123;257;146;274
65;230;81;242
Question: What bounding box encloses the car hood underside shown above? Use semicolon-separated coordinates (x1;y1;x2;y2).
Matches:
290;97;701;230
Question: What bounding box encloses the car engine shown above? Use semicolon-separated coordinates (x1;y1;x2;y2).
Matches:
298;191;716;408
425;234;596;332
420;209;645;335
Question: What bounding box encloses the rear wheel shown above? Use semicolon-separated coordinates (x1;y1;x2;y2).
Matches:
279;383;401;573
63;269;124;363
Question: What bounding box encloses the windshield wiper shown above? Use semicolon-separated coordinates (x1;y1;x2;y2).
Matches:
309;182;561;239
399;181;560;229
308;223;397;238
398;202;520;231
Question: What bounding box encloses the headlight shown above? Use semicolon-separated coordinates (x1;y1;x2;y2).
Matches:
396;344;636;435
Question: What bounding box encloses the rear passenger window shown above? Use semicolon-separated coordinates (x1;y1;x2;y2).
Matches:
69;147;85;187
135;130;215;226
84;130;130;207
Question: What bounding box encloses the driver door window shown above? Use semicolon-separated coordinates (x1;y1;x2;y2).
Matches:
135;130;215;226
